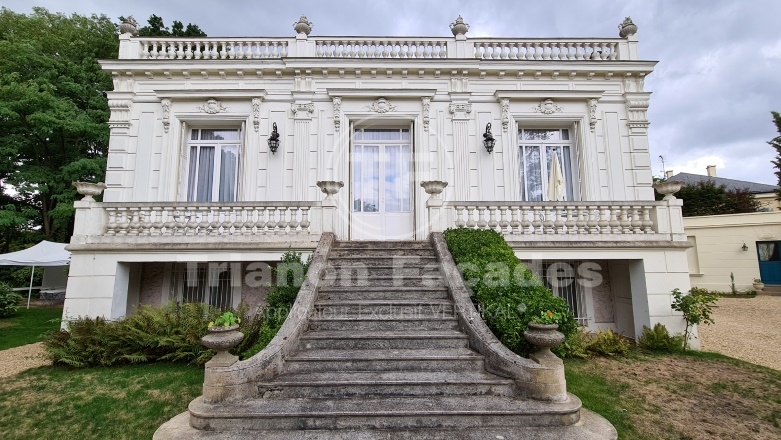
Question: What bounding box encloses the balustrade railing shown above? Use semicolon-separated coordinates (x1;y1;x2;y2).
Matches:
445;202;661;237
101;202;317;236
138;38;289;60
314;38;449;58
471;39;620;61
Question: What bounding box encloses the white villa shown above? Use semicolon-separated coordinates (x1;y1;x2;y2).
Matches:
65;15;691;343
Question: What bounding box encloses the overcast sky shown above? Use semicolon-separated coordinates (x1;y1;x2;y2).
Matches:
5;0;781;184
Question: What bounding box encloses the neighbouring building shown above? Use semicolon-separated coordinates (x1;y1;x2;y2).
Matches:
669;167;781;291
65;15;692;343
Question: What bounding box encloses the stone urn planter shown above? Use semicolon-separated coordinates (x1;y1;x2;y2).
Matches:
524;323;565;366
449;15;469;37
293;16;313;36
752;280;765;292
72;181;107;201
653;180;683;200
420;181;448;199
201;324;244;367
618;17;638;38
317;180;344;200
119;16;139;36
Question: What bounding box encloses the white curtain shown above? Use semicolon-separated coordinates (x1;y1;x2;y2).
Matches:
219;147;238;202
759;243;775;261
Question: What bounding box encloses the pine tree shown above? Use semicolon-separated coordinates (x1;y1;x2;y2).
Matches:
770;111;781;200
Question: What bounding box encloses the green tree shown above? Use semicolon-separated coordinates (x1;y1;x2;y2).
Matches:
0;7;117;243
769;111;781;200
133;14;207;37
675;181;760;217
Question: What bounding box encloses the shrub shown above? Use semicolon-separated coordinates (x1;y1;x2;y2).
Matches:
560;328;591;359
586;328;631;356
638;323;684;353
43;302;262;367
0;282;22;318
443;228;578;357
671;288;718;350
241;250;312;358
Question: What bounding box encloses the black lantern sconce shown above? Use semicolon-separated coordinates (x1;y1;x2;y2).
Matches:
742;242;749;252
483;123;496;154
268;122;280;154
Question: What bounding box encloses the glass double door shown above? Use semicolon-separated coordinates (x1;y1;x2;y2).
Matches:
351;128;413;240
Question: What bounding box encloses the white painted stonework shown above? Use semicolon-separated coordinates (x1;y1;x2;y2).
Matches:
64;17;692;342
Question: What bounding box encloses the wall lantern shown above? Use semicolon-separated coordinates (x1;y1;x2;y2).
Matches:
268;122;280;154
742;243;749;252
483;123;496;154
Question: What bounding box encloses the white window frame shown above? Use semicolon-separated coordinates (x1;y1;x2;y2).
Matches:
517;128;577;202
185;128;242;203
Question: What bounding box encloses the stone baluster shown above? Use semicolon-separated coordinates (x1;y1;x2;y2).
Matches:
498;206;511;234
289;207;301;233
532;208;543;234
510;207;521;234
610;207;621;234
277;207;289;232
105;208;118;235
138;209;151;236
520;206;531;234
554;207;566;234
620;207;632;234
466;207;477;228
631;206;643;234
476;206;488;229
642;206;654;233
454;206;466;227
575;207;588;233
116;208;130;235
300;207;311;233
588;206;599;234
173;210;185;235
149;207;162;235
566;205;578;234
127;208;141;236
488;206;499;231
241;206;253;234
543;207;555;234
194;206;207;235
598;205;610;234
216;207;229;234
183;207;196;235
229;206;241;235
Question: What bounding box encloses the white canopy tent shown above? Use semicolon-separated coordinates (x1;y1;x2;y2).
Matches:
0;241;70;308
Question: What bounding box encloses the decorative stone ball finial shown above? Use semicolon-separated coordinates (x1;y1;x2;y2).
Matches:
119;16;139;36
294;15;313;35
618;16;638;38
450;15;470;37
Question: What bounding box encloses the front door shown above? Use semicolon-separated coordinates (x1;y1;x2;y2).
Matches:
351;128;413;240
757;241;781;285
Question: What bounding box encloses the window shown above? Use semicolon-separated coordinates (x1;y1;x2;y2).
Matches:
168;262;236;310
518;128;574;201
187;128;240;202
540;261;588;326
352;128;411;213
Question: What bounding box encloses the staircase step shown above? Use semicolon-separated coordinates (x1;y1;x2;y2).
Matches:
333;241;432;250
316;286;451;301
189;395;582;431
320;276;445;288
326;255;438;267
315;300;455;318
298;330;468;350
324;265;442;278
329;248;436;258
284;348;483;373
256;371;516;398
309;317;459;332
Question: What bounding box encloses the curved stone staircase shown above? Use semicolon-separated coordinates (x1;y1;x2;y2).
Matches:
155;237;616;439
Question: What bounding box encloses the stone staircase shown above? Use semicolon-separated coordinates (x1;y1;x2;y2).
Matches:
157;239;615;439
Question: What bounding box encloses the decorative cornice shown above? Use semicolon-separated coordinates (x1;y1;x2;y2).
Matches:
494;90;605;101
160;99;171;132
532;99;562;115
251;98;261;132
421;97;431;131
196;98;228;114
366;98;397;113
332;97;342;132
326;88;436;98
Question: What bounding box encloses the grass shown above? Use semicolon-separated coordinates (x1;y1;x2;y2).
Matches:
0;363;203;440
0;306;63;350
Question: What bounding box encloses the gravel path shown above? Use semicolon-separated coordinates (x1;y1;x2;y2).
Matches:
699;296;781;370
0;342;50;378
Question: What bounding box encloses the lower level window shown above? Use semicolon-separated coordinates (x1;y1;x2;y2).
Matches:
169;262;235;310
540;261;588;326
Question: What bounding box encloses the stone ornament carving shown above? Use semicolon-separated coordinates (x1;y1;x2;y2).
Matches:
160;99;171;133
421;97;431;131
500;98;510;132
332;97;342;132
196;98;228;114
119;16;139;36
72;182;107;201
366;98;397;113
291;102;315;118
251;98;261;132
626;98;650;128
293;15;313;36
108;99;131;129
589;98;598;133
532;99;562;115
618;16;637;38
448;103;472;115
450;15;470;36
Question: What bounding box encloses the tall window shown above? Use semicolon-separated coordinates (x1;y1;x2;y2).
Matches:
187;128;240;202
352;128;411;213
518;128;574;201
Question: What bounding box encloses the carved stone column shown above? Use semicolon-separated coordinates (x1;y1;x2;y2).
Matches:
291;99;314;200
449;96;472;201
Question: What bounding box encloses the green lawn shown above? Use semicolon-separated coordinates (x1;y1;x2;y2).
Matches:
0;306;63;350
0;363;203;440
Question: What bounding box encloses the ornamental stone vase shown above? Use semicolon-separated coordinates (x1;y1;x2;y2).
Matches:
72;181;107;201
652;180;683;200
317;180;344;200
119;16;139;36
449;15;469;37
524;323;565;366
293;16;313;35
618;17;638;38
420;181;448;199
752;281;765;292
202;324;244;367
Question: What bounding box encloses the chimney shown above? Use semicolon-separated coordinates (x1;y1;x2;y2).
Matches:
706;165;717;177
665;170;674;179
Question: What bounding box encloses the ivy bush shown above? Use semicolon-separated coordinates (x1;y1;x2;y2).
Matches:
43;302;262;367
0;282;22;318
443;228;577;357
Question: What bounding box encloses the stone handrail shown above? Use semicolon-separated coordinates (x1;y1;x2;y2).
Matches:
471;38;622;60
442;201;684;240
101;201;319;236
200;232;334;403
314;38;450;58
430;232;569;402
118;34;637;61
